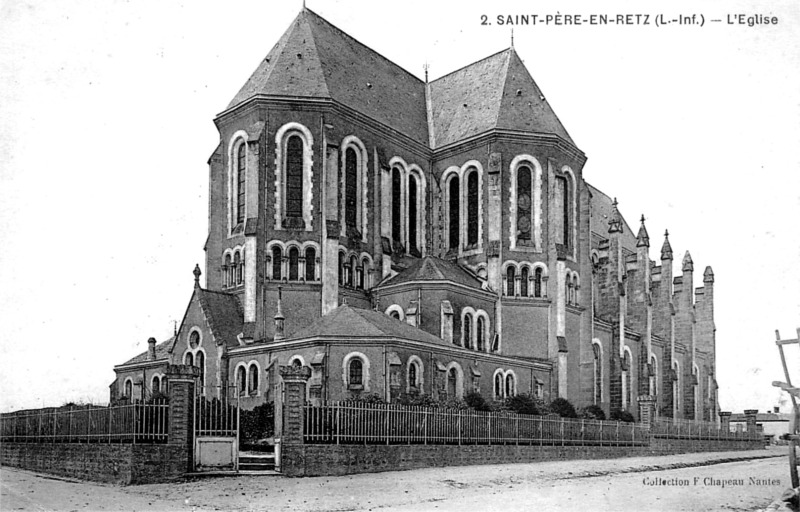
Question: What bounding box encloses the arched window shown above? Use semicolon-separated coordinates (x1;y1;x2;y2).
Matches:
389;310;400;320
248;364;258;395
494;372;503;400
285;135;304;219
196;351;205;390
506;266;516;296
391;168;402;244
593;343;602;404
237;366;246;396
466;169;479;247
476;316;485;351
448;176;460;251
345;147;358;230
234;251;243;286
534;267;543;298
184;352;194;367
517;165;532;242
572;275;579;305
272;246;282;281
189;331;200;349
349;255;357;288
291;358;302;368
224;254;232;288
305;247;316;281
408;363;418;390
520;267;529;297
567;276;574;305
338;252;345;285
554;175;569;247
124;379;132;398
408;174;418;254
349;358;363;386
463;313;472;349
236;143;246;225
288;247;299;281
447;368;458;398
152;376;161;394
505;373;515;398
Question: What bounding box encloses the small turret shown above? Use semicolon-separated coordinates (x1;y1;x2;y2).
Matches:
661;230;673;261
636;215;650;248
703;266;714;284
682;251;694;272
193;264;202;288
147;337;157;361
608;198;623;234
274;285;286;341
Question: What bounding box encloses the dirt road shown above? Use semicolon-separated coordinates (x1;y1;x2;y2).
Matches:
0;449;791;511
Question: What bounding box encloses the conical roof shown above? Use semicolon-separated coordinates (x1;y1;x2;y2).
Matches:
377;256;485;290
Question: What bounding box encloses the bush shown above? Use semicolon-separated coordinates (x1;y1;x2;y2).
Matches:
239;402;275;442
464;391;493;412
610;409;635;423
396;392;438;407
351;393;386;404
580;404;606;420
549;398;578;418
504;393;540;415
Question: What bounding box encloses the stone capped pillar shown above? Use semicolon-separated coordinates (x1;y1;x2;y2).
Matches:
166;364;199;472
279;365;311;446
719;411;732;432
743;409;758;433
637;395;656;427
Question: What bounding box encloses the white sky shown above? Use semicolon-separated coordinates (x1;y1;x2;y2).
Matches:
0;0;797;414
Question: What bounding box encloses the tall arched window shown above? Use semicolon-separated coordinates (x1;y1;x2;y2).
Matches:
152;376;161;394
447;368;457;398
236;143;246;225
285;135;304;219
408;175;418;254
305;247;316;281
288;247;299;281
224;254;232;287
572;275;579;305
357;261;364;289
520;267;529;297
466;170;479;247
234;251;243;286
593;343;602;404
391;168;402;244
338;252;345;285
248;364;258;395
534;267;543;298
506;266;516;296
476;316;485;351
448;176;460;251
348;255;357;288
494;372;503;400
345;147;358;230
349;358;363;386
272;246;282;280
237;366;246;396
517;165;532;242
196;351;205;390
505;373;515;397
554;175;569;247
184;352;194;367
567;277;574;305
124;379;132;399
408;363;418;390
463;313;472;349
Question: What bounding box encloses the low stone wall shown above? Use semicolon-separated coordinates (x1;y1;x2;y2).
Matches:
0;442;188;485
282;438;763;477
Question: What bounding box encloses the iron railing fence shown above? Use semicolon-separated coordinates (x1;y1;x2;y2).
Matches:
194;392;238;438
651;418;759;440
0;401;169;444
304;401;650;446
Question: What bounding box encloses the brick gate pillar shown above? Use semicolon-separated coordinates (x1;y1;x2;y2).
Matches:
167;364;199;473
637;395;656;428
279;365;311;476
719;411;732;432
743;409;758;435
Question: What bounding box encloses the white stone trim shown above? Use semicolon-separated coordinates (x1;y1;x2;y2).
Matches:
445;361;464;399
385;304;405;320
406;355;424;393
475;310;490;352
342;351;370;392
288;354;306;367
340;136;369;240
509;154;543;251
504;369;517;397
622;345;633;409
227;130;249;236
123;377;134;399
274;122;314;231
492;368;505;400
561;165;578;260
441;166;460;252
592;339;604;404
649;353;659;397
460;306;477;348
247;360;262;396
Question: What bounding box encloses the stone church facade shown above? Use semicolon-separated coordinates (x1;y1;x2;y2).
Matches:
112;8;718;421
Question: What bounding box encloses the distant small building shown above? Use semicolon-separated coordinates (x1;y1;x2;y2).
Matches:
730;409;792;442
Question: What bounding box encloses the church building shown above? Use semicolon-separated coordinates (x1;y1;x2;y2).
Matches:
112;8;718;421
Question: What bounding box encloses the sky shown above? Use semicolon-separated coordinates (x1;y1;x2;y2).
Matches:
0;0;798;414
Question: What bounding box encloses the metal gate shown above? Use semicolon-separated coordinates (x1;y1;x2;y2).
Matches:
194;384;239;472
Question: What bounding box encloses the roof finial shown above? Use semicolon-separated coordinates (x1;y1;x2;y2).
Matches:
511;28;514;48
636;214;650;248
274;286;285;341
608;198;623;233
660;230;673;260
193;264;202;287
423;62;429;83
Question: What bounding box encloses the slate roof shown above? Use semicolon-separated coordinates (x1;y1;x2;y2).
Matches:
427;49;573;148
227;8;429;145
196;288;244;348
587;182;637;253
287;304;446;346
377;256;485;290
227;10;575;150
119;337;175;366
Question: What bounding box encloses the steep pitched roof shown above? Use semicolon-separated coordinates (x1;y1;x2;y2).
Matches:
196;288;244;348
287;304;446;346
227;8;429;145
118;337;174;366
377;256;485;290
427;49;574;148
587;182;637;253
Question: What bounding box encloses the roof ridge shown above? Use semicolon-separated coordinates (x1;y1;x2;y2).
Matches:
304;8;424;84
429;48;510;84
491;50;514;130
